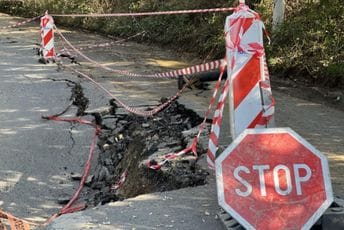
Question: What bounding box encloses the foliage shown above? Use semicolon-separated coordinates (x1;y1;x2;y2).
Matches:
269;0;344;88
0;0;343;88
0;0;233;58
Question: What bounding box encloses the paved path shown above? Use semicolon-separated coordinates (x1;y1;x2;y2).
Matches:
47;175;222;230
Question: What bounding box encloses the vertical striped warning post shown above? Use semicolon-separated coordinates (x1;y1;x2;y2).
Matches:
225;3;275;140
207;2;275;169
40;11;55;61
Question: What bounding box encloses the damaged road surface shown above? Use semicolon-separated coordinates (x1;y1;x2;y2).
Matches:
0;14;98;223
88;100;208;205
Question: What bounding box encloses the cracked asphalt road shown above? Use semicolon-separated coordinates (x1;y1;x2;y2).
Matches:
0;14;96;223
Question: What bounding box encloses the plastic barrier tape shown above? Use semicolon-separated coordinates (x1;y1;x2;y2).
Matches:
51;8;234;17
56;26;225;79
0;15;41;30
146;63;227;170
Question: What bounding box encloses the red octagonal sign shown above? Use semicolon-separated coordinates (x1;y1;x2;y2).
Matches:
216;128;333;230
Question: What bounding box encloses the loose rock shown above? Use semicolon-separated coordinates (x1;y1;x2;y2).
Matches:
87;100;209;206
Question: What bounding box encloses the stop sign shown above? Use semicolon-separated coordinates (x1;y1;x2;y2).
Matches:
216;128;333;230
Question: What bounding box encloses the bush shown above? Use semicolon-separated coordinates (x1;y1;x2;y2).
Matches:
269;1;344;88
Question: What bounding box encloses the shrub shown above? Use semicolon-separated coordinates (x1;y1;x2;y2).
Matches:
269;1;344;88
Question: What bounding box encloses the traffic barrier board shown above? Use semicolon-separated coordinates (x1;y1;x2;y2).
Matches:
40;11;55;60
225;3;275;140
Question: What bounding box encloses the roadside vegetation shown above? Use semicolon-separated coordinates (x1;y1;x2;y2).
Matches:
0;0;343;89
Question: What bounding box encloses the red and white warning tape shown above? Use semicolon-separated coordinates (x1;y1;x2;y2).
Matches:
148;58;274;170
56;26;225;79
43;65;227;222
146;63;227;170
57;32;145;59
0;15;41;30
146;139;198;170
111;170;128;191
51;7;234;17
44;116;101;223
206;78;230;169
63;65;187;117
69;31;146;52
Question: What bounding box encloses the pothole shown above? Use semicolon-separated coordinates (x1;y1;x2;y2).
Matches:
70;82;89;116
84;99;209;206
51;79;210;207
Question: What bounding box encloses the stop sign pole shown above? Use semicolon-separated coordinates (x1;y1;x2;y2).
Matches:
216;128;333;230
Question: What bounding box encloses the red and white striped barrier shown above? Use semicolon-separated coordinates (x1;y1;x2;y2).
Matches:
40;11;55;60
51;7;234;18
206;78;230;169
225;3;275;140
205;2;275;168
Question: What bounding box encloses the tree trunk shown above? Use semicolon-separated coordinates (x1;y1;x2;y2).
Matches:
272;0;285;30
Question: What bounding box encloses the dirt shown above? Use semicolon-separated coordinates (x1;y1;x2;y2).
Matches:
70;82;89;116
